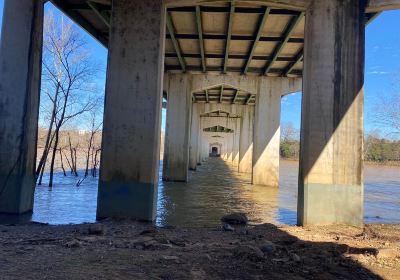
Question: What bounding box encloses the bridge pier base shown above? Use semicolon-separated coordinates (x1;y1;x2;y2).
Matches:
97;0;165;221
0;0;44;214
297;0;365;226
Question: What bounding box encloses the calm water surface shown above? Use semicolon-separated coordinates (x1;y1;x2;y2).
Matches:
28;159;400;226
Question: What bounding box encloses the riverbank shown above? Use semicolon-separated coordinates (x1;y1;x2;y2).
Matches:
0;220;399;279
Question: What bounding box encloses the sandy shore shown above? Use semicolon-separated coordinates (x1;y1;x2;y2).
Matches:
0;221;399;280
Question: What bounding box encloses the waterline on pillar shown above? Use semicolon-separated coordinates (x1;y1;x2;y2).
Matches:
298;183;363;226
97;180;158;222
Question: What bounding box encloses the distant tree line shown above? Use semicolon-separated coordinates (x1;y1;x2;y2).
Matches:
364;135;400;163
279;123;400;163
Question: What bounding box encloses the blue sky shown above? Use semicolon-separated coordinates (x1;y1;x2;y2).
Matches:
1;1;399;135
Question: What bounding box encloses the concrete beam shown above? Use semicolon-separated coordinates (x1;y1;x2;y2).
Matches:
366;0;400;12
97;0;165;221
191;74;258;95
163;74;192;181
298;0;365;226
0;0;44;214
165;0;399;12
164;0;309;11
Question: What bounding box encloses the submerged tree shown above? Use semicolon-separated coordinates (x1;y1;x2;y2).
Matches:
84;108;103;178
37;11;100;187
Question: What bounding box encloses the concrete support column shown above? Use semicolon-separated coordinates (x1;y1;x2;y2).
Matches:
97;0;165;221
298;0;365;226
227;131;234;162
239;106;254;173
0;0;44;214
232;118;241;167
189;103;199;170
163;74;192;181
252;78;282;187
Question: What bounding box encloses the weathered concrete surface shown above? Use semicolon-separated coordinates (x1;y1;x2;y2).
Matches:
239;106;254;173
298;0;365;226
163;74;192;182
97;0;165;221
0;0;44;214
366;0;400;12
232;118;241;167
252;77;301;187
189;103;200;170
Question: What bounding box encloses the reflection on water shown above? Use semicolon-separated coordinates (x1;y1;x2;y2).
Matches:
156;159;296;226
2;158;398;226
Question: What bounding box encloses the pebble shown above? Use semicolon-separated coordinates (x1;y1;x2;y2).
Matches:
223;223;235;231
65;239;81;248
292;253;301;262
259;241;276;254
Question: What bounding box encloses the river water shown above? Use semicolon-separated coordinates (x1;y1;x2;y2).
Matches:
27;158;400;226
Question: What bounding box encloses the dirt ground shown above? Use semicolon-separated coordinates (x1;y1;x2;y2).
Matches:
0;220;399;280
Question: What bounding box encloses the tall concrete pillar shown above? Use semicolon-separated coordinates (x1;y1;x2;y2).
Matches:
189;103;199;170
239;106;254;173
97;0;165;221
298;0;365;226
163;74;192;181
0;0;44;214
232;118;241;167
227;131;234;162
252;78;282;187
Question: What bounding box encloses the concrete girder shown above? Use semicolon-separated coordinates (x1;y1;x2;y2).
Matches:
165;0;400;12
191;74;259;95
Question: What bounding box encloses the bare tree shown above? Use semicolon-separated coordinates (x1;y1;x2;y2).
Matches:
84;108;103;177
373;86;400;137
281;122;298;141
38;11;100;187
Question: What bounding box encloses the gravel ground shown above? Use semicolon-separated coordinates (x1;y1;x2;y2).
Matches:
0;220;399;280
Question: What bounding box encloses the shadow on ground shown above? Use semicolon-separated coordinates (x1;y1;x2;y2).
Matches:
0;219;395;279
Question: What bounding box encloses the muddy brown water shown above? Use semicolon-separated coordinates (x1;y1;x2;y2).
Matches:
5;158;397;226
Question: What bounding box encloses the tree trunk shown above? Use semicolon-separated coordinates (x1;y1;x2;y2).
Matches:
59;148;66;176
49;126;60;187
37;157;46;185
36;83;60;179
85;133;94;177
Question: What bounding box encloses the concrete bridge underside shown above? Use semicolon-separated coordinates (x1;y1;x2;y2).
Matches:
1;0;399;226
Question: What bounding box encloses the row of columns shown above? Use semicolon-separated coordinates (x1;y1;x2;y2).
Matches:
163;75;301;187
0;0;365;226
